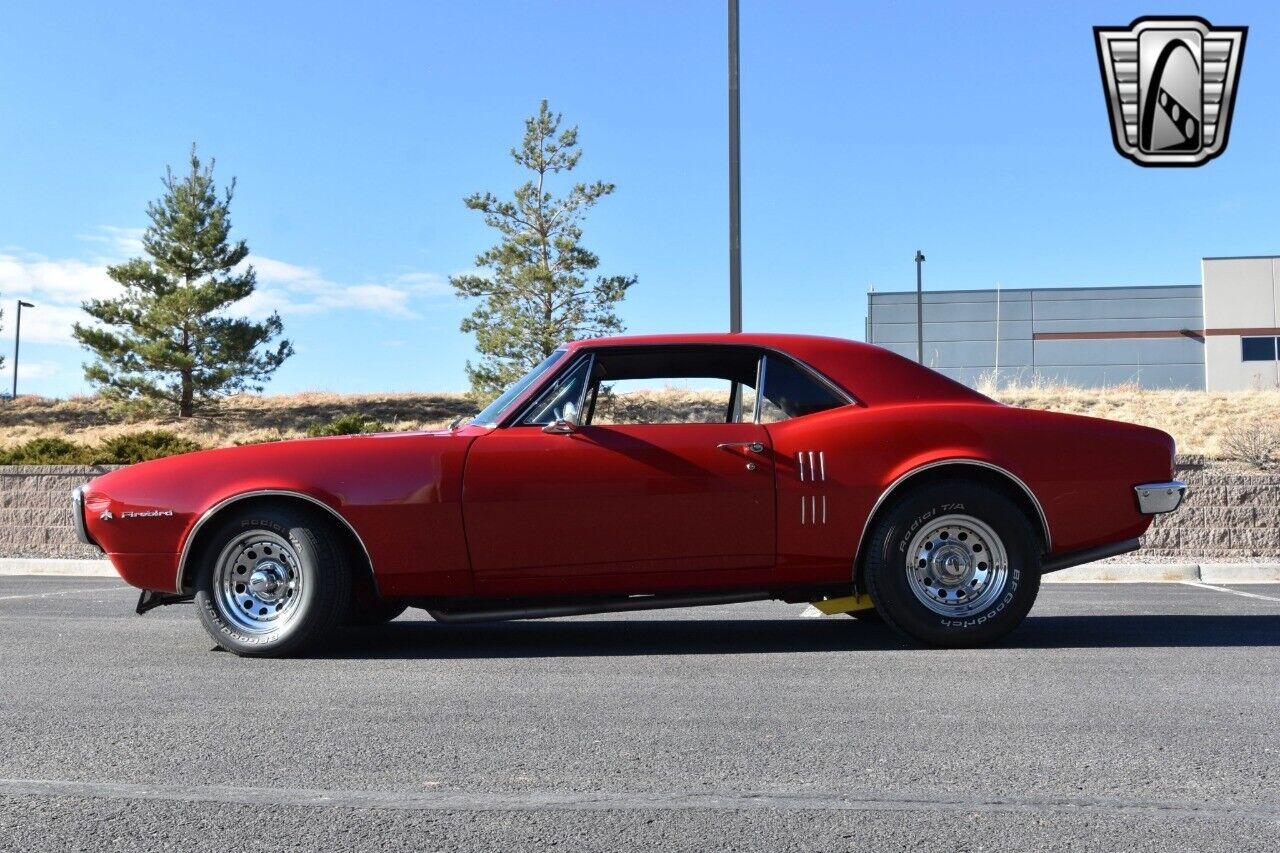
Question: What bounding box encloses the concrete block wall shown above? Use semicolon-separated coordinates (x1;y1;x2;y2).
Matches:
1140;457;1280;559
0;460;1275;561
0;465;119;559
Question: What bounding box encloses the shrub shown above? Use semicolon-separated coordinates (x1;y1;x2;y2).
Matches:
305;413;389;437
0;437;94;464
1222;421;1280;471
94;430;204;464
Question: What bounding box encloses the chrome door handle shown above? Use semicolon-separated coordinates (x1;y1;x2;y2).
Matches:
717;441;764;453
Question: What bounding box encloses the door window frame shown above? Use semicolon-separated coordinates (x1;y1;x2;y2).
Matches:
500;344;857;429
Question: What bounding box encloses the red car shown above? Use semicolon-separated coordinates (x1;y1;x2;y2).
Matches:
72;334;1185;656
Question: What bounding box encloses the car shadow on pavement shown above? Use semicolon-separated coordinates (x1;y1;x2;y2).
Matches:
314;613;1280;659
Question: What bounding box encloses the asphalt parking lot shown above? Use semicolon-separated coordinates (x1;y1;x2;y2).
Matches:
1;577;1277;852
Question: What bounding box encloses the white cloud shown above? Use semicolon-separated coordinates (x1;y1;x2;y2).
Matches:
0;229;453;349
243;260;451;320
9;304;90;346
0;253;117;307
75;225;146;259
12;360;59;380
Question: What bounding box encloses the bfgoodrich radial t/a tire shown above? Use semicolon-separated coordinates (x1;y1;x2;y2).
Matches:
194;505;352;657
864;480;1041;647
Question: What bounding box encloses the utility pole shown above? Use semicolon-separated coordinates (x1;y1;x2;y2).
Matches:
728;0;742;333
994;281;1002;388
867;284;875;344
914;250;925;364
12;300;34;399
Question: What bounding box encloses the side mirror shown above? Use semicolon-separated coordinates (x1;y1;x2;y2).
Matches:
542;419;577;435
543;400;579;434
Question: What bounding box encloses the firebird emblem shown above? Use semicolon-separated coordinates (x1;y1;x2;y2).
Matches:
1094;17;1247;167
121;509;175;519
99;510;114;522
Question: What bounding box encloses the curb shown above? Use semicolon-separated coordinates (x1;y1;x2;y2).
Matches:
0;558;115;578
1040;563;1200;584
1;558;1278;584
1038;562;1280;584
1198;563;1280;584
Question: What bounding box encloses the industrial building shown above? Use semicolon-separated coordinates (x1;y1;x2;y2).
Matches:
866;255;1280;391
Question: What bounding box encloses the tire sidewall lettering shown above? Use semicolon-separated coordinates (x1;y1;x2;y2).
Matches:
200;596;286;646
870;484;1040;645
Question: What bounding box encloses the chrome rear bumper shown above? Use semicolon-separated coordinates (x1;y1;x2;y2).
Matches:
72;485;99;548
1134;481;1186;514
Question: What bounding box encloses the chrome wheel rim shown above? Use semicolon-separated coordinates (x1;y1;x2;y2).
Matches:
213;531;304;634
905;514;1009;617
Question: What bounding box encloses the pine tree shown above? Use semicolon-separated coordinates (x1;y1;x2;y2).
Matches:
451;100;635;398
73;147;292;417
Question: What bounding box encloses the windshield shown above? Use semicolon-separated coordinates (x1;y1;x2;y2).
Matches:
470;349;567;426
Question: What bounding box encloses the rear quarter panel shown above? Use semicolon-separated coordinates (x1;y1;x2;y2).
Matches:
765;401;1173;584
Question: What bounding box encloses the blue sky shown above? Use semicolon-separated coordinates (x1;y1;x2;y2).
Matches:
0;0;1276;397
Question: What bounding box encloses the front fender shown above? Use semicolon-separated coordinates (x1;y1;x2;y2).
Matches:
82;431;479;596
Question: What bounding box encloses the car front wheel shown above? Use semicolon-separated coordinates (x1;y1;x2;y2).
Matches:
863;480;1041;647
194;505;352;657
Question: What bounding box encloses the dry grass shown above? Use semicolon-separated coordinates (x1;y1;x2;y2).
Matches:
2;383;1276;461
983;379;1280;459
0;391;474;449
1219;420;1280;470
593;388;733;425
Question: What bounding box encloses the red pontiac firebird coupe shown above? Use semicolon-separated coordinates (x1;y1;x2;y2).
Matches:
72;334;1186;656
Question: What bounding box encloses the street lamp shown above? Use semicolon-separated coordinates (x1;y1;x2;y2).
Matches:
12;300;34;400
914;251;925;364
728;0;742;333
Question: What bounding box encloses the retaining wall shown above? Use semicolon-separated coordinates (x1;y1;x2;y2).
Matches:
1139;457;1280;559
0;466;120;559
0;460;1276;561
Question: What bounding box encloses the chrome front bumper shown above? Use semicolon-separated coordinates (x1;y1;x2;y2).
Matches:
1134;481;1187;514
71;485;98;548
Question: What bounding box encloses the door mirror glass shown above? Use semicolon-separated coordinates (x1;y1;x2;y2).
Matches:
542;401;579;435
542;419;577;435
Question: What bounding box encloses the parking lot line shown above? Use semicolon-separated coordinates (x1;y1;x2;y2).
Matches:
0;777;1276;820
0;586;124;602
1180;581;1280;604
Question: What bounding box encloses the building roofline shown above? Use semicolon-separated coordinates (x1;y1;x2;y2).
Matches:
1202;254;1280;261
868;283;1200;297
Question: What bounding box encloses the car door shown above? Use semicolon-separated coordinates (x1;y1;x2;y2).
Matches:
462;348;776;596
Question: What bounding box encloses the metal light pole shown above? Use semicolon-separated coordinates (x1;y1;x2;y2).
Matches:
728;0;742;333
12;300;34;399
914;251;925;364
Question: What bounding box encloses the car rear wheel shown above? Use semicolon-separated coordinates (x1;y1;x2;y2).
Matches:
194;505;351;657
863;480;1041;647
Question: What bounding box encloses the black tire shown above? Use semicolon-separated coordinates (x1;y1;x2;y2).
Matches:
194;504;352;657
863;480;1041;647
344;600;409;627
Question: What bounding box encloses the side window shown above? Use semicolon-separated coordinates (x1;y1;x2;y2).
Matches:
580;347;762;426
520;358;592;426
1242;336;1278;362
759;356;846;423
592;377;740;425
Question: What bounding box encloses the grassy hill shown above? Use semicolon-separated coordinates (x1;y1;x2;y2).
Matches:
0;392;475;449
1;385;1277;462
